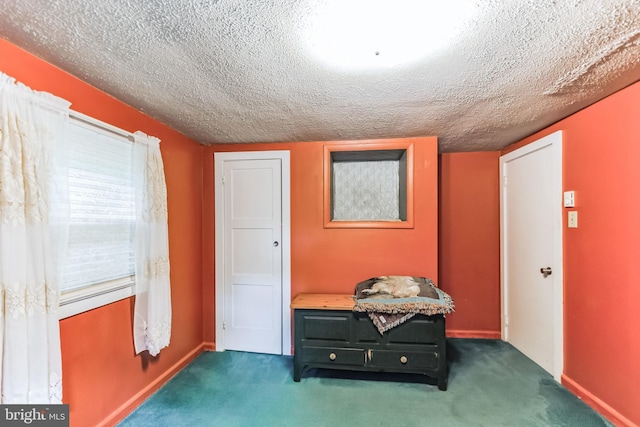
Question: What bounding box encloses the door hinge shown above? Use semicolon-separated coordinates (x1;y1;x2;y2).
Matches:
223;321;226;330
221;175;225;184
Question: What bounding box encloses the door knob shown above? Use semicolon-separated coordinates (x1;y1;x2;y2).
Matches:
540;267;552;278
273;241;279;247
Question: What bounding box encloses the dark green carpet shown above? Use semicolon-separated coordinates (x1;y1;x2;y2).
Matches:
118;339;611;427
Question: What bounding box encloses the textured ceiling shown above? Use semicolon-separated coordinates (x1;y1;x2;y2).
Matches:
1;1;639;152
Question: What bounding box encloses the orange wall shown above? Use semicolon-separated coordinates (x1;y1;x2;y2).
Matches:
202;142;503;345
0;39;205;426
439;152;501;337
202;138;439;343
504;82;640;426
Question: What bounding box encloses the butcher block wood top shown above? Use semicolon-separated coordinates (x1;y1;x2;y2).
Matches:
290;293;355;311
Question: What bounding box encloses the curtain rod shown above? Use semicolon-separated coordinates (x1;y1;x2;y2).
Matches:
69;109;135;141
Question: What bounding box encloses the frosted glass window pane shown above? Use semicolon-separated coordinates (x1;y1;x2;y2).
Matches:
332;160;400;221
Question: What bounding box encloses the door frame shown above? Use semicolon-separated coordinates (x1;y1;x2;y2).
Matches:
499;131;563;381
214;150;291;355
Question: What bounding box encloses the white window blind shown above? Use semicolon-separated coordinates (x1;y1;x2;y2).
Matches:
62;117;135;293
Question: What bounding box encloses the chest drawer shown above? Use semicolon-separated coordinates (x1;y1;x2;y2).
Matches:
302;346;365;366
367;349;439;370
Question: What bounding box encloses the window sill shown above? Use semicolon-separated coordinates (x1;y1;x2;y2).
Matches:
324;219;413;229
59;276;135;319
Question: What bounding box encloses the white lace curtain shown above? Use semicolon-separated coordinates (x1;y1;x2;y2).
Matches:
0;72;172;405
133;131;172;356
0;73;70;403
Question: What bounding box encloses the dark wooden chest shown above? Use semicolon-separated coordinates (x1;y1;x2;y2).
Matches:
293;305;447;390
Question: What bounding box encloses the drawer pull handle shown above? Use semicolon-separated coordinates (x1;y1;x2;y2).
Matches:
329;352;337;361
400;356;408;364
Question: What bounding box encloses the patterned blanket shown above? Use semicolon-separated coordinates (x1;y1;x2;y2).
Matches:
353;276;455;334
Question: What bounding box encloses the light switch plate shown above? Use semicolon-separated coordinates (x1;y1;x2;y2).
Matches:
564;191;575;208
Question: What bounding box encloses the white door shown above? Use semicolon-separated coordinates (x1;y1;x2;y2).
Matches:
500;131;563;381
214;151;291;355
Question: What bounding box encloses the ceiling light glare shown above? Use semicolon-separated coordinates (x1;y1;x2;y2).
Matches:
303;0;477;71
